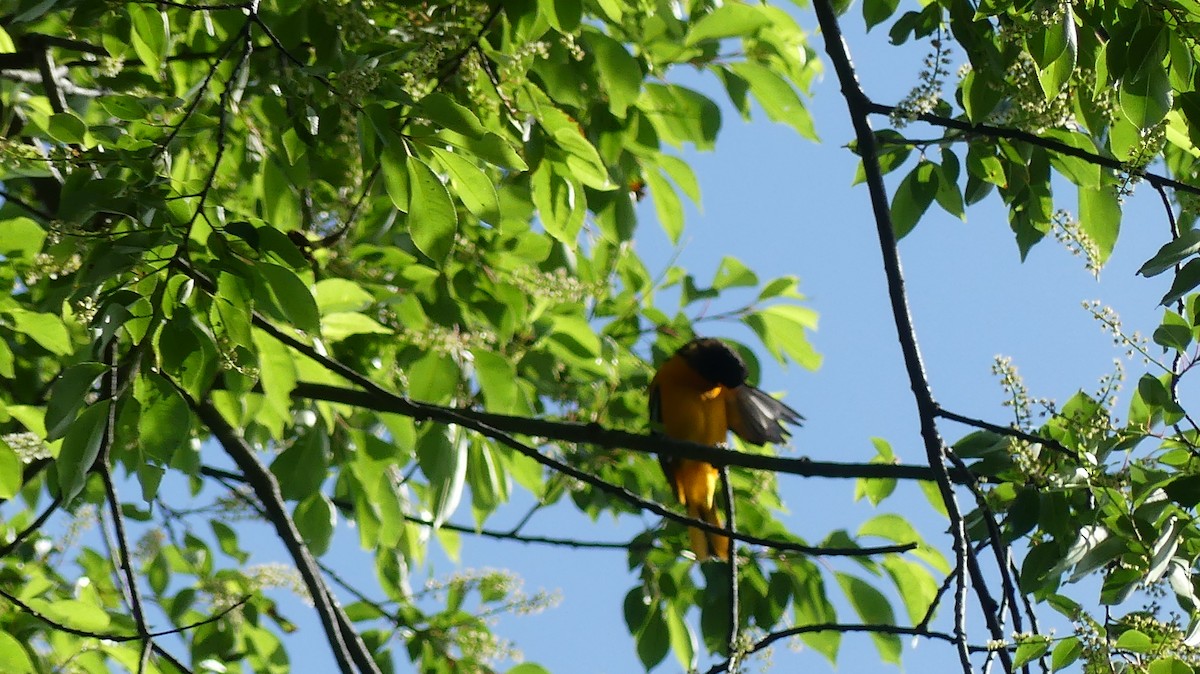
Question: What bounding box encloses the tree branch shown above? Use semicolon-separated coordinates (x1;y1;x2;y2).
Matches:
291;381;974;484
187;394;381;674
812;2;997;671
867;101;1200;198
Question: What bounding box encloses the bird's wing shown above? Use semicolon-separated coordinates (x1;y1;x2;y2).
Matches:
726;385;804;445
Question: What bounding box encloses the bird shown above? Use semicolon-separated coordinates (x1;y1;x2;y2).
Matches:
649;337;803;562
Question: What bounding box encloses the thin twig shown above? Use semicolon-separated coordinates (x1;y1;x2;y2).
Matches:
97;340;153;660
0;585;250;642
867;101;1200;198
721;466;740;669
936;406;1076;457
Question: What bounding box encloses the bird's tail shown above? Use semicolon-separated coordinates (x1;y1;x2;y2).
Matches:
687;502;730;562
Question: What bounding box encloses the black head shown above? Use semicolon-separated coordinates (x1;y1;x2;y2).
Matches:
678;338;748;388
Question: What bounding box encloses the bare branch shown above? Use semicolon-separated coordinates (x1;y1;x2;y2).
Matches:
290;381;974;484
811;2;1002;670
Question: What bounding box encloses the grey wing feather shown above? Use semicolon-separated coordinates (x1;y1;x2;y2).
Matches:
729;386;804;445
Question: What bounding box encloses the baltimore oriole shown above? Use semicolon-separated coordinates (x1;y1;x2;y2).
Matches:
649;338;803;561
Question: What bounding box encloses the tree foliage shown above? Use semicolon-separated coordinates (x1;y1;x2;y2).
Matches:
4;0;1200;673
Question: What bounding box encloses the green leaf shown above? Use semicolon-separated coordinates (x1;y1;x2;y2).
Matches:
1160;258;1200;306
47;112;87;145
257;264;321;333
321;312;392;341
418;93;487;138
890;161;938;238
251;329;297;425
727;62;818;140
1013;640;1051;670
134;373;191;463
0;629;35;673
882;556;937;625
1153;310;1191;351
744;304;821;369
417;425;467;527
430;146;499;220
0;217;46;258
1043;130;1101;189
966;146;1005;186
314;278;374;315
585;30;641;116
381;144;410;211
635;602;670;669
664;603;697;672
6;308;73;355
934;159;965;221
961;69;1003;123
1027;6;1077;99
294;493;336;557
531;163;585;244
835;573;900;664
686;3;771;45
474;349;523;415
1078;185;1120;265
638;84;721;151
791;560;839;662
1148;657;1195;674
1139;229;1200;278
1051;636;1083;671
270;430;329;501
127;3;167;72
0;440;20;499
407;351;460;403
467;438;508;515
854;438;897;506
56;400;111;502
211;520;248;563
98;94;149;122
1115;629;1154;653
26;598;111;633
434;130;528;171
548;126;613;190
858;513;921;546
1121;64;1172;130
45;362;108;441
643;166;683;244
863;0;901;31
654;153;701;204
509;665;552;674
539;0;581;32
407;155;459;262
712;256;758;290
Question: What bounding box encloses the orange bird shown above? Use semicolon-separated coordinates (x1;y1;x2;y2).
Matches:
649;338;803;561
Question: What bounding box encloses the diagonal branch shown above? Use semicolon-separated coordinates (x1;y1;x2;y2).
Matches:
811;2;1008;671
186;393;381;674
